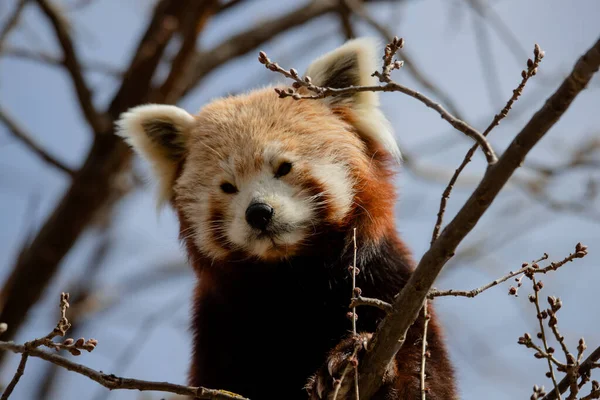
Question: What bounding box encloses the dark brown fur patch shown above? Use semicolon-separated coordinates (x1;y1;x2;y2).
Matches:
142;120;186;160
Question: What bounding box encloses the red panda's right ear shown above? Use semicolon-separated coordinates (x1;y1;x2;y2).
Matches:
116;104;195;206
305;38;401;163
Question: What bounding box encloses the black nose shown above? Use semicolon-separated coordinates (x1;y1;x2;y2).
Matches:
245;202;274;231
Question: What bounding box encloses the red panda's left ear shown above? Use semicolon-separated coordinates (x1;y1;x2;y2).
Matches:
305;38;401;162
116;104;196;207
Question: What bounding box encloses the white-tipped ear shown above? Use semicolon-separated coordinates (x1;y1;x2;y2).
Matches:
305;38;401;162
116;104;195;206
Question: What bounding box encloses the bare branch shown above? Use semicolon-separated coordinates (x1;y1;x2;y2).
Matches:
420;300;430;400
0;353;28;400
0;0;344;360
0;292;248;400
2;46;122;77
0;0;189;356
259;40;498;164
35;0;110;134
580;388;600;400
216;0;244;13
152;1;219;103
331;343;361;400
531;276;562;399
0;0;28;50
0;106;74;176
338;0;355;40
430;243;586;299
350;228;360;400
182;0;339;99
356;36;600;399
0;341;245;400
349;296;393;313
430;43;545;244
543;347;600;400
342;0;466;119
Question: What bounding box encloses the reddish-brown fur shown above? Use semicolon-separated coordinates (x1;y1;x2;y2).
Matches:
119;38;457;399
167;90;457;399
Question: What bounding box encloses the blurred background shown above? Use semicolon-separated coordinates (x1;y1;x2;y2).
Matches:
0;0;599;399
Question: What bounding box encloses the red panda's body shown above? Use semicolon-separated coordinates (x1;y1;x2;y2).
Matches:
118;38;457;399
183;227;456;400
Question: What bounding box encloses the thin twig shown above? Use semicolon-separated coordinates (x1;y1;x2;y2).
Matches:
338;0;355;40
0;341;247;400
430;43;545;244
259;40;498;164
356;36;600;400
0;0;337;355
2;47;122;77
332;344;361;400
35;0;110;134
0;353;29;400
342;0;465;119
531;276;562;399
429;243;588;299
351;228;360;400
152;2;217;103
0;106;74;175
0;291;247;400
351;228;358;335
580;389;600;400
0;0;28;50
549;320;572;367
420;300;429;400
542;346;600;400
183;0;339;98
1;292;72;399
349;296;393;313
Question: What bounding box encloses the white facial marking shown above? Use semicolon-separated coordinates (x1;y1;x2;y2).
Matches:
227;167;312;258
311;162;354;221
178;146;356;260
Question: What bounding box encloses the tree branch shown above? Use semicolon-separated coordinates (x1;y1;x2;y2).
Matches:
0;0;191;358
0;291;248;400
0;0;28;50
152;1;219;104
429;244;586;299
349;296;393;312
181;0;339;99
0;353;28;400
0;0;345;363
342;0;466;119
1;47;122;77
356;36;600;399
259;41;498;164
0;106;74;175
0;341;247;399
542;346;600;400
35;0;110;134
430;43;544;244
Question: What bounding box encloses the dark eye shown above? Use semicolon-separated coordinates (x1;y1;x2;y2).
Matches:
275;162;292;178
220;182;238;194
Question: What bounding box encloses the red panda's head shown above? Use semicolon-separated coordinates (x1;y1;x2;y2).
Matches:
117;38;400;262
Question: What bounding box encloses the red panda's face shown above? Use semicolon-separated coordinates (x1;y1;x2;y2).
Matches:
117;38;401;263
173;91;360;261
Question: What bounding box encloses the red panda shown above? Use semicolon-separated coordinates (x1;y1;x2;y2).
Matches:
117;38;457;400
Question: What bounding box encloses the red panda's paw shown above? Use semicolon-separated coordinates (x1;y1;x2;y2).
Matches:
305;333;373;400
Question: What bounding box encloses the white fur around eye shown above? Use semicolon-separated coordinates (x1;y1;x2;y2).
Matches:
311;162;354;221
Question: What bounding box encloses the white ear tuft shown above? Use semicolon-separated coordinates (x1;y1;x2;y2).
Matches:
116;104;196;206
306;37;380;107
305;38;401;162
